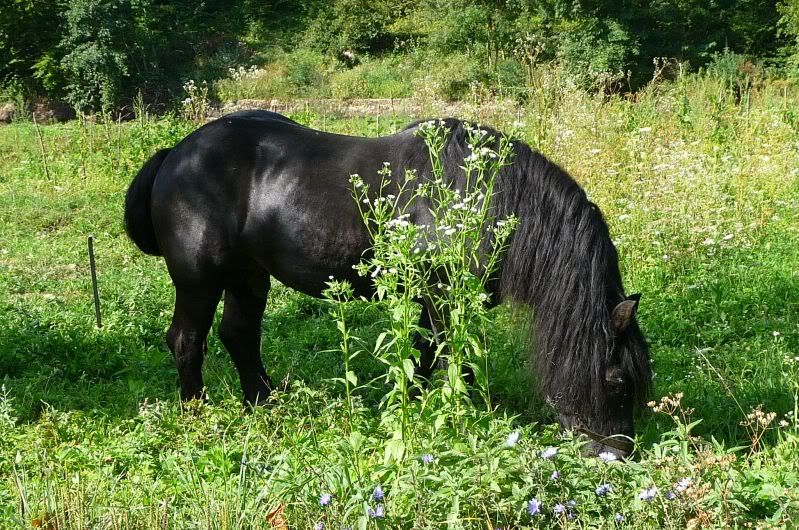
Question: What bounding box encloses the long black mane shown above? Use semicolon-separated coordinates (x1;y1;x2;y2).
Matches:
421;120;651;420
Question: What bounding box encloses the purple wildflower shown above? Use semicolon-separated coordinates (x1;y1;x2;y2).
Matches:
638;487;658;502
566;500;577;509
595;483;613;496
527;498;542;516
598;451;617;463
373;485;384;501
505;431;520;447
550;470;560;481
421;454;435;464
319;492;332;507
666;490;676;501
553;503;566;515
368;504;385;519
540;447;558;459
615;513;625;523
315;523;324;530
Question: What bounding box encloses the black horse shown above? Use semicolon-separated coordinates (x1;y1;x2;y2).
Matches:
125;110;651;456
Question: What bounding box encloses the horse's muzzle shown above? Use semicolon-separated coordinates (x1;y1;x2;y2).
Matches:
576;426;635;459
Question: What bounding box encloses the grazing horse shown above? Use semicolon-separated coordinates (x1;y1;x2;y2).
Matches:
125;110;651;456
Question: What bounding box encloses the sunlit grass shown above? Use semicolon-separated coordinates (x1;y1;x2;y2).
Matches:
1;72;798;527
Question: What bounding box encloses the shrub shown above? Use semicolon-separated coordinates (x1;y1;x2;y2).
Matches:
60;0;133;112
555;17;639;91
285;49;329;95
304;0;395;55
329;57;414;99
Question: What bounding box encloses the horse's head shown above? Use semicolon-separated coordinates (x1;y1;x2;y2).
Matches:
553;294;651;459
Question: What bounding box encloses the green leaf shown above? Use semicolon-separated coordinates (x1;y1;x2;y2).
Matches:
403;358;415;382
383;438;405;464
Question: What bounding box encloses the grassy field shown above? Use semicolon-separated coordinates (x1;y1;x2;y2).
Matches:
1;74;798;528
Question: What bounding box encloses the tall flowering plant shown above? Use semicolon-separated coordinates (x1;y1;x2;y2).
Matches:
339;121;517;441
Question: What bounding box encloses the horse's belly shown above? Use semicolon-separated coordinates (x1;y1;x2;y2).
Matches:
242;201;372;298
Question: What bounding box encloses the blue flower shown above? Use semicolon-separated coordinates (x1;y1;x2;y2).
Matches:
421;454;435;464
373;485;384;501
319;492;332;507
505;430;520;447
549;470;561;481
368;504;385;519
615;513;625;522
595;483;613;496
315;523;324;530
527;498;542;516
553;503;566;515
666;490;676;501
540;447;558;459
675;477;692;492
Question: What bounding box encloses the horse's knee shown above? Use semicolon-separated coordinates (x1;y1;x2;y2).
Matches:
167;328;205;368
166;325;179;355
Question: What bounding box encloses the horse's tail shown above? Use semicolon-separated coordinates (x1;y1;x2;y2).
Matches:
125;148;171;256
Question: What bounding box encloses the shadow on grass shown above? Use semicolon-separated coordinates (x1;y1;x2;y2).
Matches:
2;248;796;451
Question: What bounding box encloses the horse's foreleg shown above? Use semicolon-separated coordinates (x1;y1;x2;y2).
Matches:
219;274;273;405
166;285;223;401
414;299;475;386
413;299;449;381
413;305;436;381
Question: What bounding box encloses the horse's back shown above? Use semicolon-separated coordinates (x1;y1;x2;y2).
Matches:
149;113;407;294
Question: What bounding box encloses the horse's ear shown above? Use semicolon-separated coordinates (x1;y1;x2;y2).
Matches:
611;294;640;332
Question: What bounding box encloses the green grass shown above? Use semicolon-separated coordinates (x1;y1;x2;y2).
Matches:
1;73;798;528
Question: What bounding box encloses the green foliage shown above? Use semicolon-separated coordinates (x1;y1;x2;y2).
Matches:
2;79;799;526
555;17;639;89
285;49;328;92
779;0;799;74
304;0;396;54
330;58;414;99
2;0;798;107
425;0;522;67
342;121;517;439
60;0;133;112
0;0;64;93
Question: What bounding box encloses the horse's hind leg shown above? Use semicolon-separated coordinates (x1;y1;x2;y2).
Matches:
166;284;223;401
219;272;273;405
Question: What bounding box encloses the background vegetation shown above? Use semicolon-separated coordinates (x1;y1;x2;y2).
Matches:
2;0;799;111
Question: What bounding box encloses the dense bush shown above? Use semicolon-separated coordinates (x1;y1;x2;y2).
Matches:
0;0;64;94
304;0;397;55
779;0;799;75
1;0;798;109
60;0;133;112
